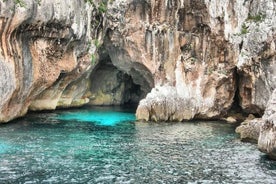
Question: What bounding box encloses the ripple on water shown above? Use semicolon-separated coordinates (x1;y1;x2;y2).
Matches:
0;141;10;154
0;107;275;183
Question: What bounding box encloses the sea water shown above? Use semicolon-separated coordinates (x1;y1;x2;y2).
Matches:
0;106;275;183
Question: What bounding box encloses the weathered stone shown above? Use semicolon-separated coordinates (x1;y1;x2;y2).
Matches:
136;85;198;121
236;89;276;158
258;89;276;159
236;118;263;142
237;0;276;115
0;0;96;122
104;1;239;121
128;0;276;121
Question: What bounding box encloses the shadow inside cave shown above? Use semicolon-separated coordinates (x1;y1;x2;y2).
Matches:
89;49;153;107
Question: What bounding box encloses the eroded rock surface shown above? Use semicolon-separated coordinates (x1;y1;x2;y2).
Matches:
237;1;276;115
124;0;276;121
235;118;263;142
0;0;94;122
258;89;276;159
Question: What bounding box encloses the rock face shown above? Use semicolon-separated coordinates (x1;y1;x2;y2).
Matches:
0;0;275;125
105;0;239;121
236;89;276;159
0;0;94;122
235;118;263;142
258;89;276;159
237;1;276;115
103;0;275;121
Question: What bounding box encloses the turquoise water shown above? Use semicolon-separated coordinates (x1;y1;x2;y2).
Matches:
0;142;10;154
56;109;135;126
0;106;275;183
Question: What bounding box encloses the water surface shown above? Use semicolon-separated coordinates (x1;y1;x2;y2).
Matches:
0;106;275;183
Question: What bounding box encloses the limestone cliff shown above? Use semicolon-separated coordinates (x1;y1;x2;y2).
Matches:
0;0;275;125
0;0;94;122
101;0;276;121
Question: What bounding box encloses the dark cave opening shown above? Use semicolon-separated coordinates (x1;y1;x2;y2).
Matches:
226;67;248;122
229;67;262;120
89;53;147;107
231;68;243;114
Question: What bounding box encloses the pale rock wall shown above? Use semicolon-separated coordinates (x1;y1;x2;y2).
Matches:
258;89;276;159
104;0;238;121
237;0;276;114
124;0;276;121
0;0;94;122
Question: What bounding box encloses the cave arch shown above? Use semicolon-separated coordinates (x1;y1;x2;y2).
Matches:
89;49;154;106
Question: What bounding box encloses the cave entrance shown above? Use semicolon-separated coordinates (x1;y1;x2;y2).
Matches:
89;53;149;107
228;67;262;119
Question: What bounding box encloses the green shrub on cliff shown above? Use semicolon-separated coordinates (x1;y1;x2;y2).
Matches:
240;23;249;35
2;0;25;6
247;13;266;22
91;54;96;65
2;0;42;7
13;0;25;6
85;0;109;13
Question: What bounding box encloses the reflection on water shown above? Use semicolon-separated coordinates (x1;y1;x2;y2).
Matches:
0;106;275;183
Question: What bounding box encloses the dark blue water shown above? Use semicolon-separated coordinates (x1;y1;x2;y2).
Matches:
0;106;275;183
